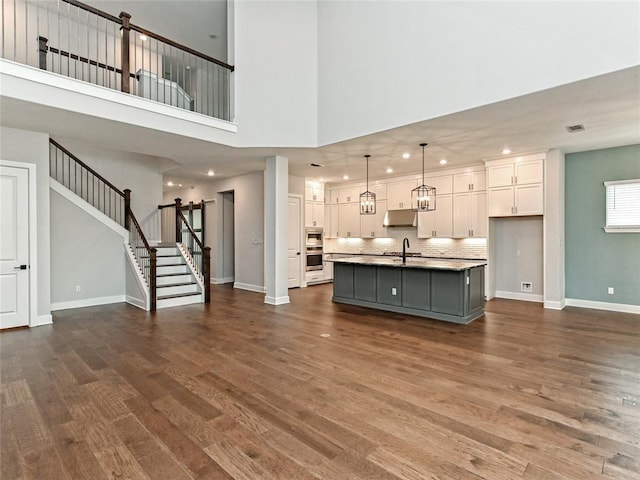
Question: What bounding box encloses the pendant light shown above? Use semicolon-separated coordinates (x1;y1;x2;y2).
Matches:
359;154;376;215
411;143;436;211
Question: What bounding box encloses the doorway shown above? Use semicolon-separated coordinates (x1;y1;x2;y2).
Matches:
220;191;235;283
288;195;302;288
0;165;30;328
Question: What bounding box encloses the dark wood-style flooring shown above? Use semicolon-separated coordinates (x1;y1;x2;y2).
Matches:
1;284;639;479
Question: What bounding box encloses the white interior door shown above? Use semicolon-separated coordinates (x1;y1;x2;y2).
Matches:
287;196;301;288
0;166;30;329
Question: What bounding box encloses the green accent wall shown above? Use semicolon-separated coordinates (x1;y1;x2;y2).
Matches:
565;144;640;305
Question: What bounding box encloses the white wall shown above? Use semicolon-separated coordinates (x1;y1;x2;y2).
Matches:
164;171;265;291
50;190;125;307
493;216;544;300
232;0;318;146
317;1;640;145
0;126;51;321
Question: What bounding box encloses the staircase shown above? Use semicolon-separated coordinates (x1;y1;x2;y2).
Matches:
155;244;203;308
49;139;210;311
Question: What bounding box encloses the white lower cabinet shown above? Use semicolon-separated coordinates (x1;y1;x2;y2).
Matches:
360;200;387;238
305;201;324;227
417;194;452;238
453;191;486;238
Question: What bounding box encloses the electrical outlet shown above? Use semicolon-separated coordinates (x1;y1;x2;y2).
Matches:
521;282;532;293
608;287;614;295
75;285;81;292
391;287;397;296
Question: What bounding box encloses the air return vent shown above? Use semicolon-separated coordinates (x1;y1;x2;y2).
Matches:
309;163;324;168
565;124;585;133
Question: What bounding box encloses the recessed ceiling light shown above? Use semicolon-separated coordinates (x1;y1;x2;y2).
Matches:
343;175;349;180
178;184;182;187
566;124;585;133
167;181;174;187
139;34;147;41
208;169;215;176
402;153;410;159
309;163;324;168
439;159;447;165
386;167;393;174
502;148;511;155
319;177;324;182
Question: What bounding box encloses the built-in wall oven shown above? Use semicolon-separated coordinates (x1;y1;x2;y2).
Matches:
305;228;324;271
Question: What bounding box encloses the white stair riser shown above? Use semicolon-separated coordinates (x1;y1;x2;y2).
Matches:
156;274;193;286
156;256;183;266
157;265;190;275
157;294;203;309
157;284;200;297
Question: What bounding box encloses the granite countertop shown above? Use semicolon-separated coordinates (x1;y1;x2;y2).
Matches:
326;255;487;271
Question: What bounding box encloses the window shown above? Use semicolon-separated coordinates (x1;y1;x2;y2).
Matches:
604;179;640;233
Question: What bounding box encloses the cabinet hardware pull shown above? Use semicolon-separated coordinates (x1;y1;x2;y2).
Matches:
511;176;514;185
469;184;472;191
514;176;517;184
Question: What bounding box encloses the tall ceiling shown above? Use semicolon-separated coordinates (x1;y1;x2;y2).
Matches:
3;2;639;191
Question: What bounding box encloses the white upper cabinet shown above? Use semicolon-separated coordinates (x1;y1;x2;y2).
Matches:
331;186;360;204
360;200;388;238
306;184;325;203
338;203;360;237
453;171;486;193
453;191;486;238
359;183;387;200
486;154;544;217
424;174;453;195
305;201;324;228
417;194;453;238
387;179;417;209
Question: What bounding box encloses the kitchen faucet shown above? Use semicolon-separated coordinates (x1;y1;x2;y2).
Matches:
402;237;410;264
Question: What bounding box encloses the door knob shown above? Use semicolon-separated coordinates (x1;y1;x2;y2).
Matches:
14;265;28;270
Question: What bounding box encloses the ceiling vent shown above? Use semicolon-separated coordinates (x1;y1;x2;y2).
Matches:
566;124;585;133
309;163;324;167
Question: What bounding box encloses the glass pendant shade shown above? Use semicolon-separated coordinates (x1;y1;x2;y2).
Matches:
360;154;376;215
412;142;436;212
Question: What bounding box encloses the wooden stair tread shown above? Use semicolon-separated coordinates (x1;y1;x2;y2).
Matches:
157;282;198;288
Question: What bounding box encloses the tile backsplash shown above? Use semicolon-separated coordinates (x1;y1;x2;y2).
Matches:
324;228;486;259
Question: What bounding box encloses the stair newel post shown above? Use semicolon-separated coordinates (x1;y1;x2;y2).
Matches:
174;198;182;243
119;12;132;94
149;247;157;311
38;36;48;70
203;246;211;304
123;188;131;231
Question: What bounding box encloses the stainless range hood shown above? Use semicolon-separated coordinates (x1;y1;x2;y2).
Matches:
383;209;417;227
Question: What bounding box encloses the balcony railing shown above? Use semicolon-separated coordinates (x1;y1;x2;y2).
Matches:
2;0;233;121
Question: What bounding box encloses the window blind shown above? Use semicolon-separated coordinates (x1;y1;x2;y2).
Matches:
604;179;640;232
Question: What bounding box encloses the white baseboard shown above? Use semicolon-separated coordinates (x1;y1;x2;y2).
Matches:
264;295;290;305
126;295;147;310
544;299;566;310
565;298;640;315
51;295;126;311
212;276;235;284
32;314;53;327
233;282;266;293
495;291;543;303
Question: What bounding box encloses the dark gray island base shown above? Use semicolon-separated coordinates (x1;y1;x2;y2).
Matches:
329;257;486;324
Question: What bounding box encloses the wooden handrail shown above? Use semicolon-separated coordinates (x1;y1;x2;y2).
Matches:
177;209;206;251
60;0;122;24
126;208;157;311
44;44;136;78
49;139;125;198
130;24;235;71
57;0;233;72
127;210;153;252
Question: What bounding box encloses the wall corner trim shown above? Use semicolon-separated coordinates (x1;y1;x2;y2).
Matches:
33;314;53;327
544;299;566;310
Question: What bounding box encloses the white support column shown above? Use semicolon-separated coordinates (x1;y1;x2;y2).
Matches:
543;149;566;310
264;156;290;305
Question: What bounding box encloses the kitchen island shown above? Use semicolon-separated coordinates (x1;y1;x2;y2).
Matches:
327;256;486;324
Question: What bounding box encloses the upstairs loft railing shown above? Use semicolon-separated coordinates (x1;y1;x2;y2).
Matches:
49;138;158;310
2;0;233;121
159;198;211;304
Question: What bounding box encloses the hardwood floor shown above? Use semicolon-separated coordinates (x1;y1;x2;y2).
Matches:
1;284;639;479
